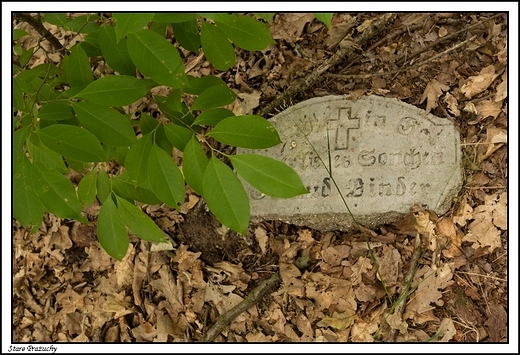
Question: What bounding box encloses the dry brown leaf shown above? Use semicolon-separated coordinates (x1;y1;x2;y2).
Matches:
295;314;314;341
254;226;268;255
325;14;355;48
317;310;357;330
444;92;461;116
492;192;507;230
49;225;72;250
132;246;148;309
132;322;157;342
435;217;462;258
212;261;250;290
115;244;135;289
84;245;115;271
419;79;449;114
437;318;456;342
230;91;261;115
460;65;499;99
494;71;507;102
405;264;454;319
351;320;378;342
486;125;507;144
375;245;400;286
357;18;375;32
354;283;384;303
155;314;175;342
463;193;504;253
475;99;503;120
204;281;242;315
479;125;507;162
321;245;351;267
270;13;315;43
172;244;201;272
102;293;134;319
297;229;316;248
453;203;473;226
350;255;374;285
150;266;184;316
495;45;507;63
386;307;408;334
484;303;507;342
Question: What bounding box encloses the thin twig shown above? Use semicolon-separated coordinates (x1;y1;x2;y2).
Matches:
258;13;397;117
13;13;66;53
395;13;503;66
326;35;477;80
387;233;425;342
199;272;281;342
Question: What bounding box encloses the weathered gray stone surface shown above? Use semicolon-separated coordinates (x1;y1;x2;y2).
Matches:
238;95;462;231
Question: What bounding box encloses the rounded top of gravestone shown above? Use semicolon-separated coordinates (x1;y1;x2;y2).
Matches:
238;95;463;231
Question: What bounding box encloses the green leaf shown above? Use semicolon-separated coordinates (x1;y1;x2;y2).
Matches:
31;162;87;222
185;75;227;95
38;102;75;121
201;21;235;71
44;13;68;27
157;89;182;116
255;13;275;24
164;124;193;151
19;47;35;67
148;144;185;209
148;21;167;37
182;137;208;195
78;169;97;206
97;168;111;204
139;113;159;135
13;125;30;160
65;14;100;33
152;13;198;23
211;14;274;51
73;102;137;147
127;29;189;89
114;146;130;166
64;44;93;88
13;155;45;229
37;124;106;162
191;85;236;111
27;135;69;174
13;76;24;111
230;154;308;198
76;75;153;106
208;115;281;149
116;196;166;243
13;29;30;40
99;25;136;76
172;19;201;53
113;13;155;42
98;196;129;261
124;133;152;185
193;108;234;126
203;156;249;235
112;172;162;205
314;13;334;29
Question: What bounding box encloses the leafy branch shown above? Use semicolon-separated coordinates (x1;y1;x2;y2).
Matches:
12;13;313;260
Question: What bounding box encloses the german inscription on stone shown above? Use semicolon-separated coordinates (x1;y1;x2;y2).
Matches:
238;95;462;231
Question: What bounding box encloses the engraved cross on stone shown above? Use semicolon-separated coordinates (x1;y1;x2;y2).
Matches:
327;107;360;150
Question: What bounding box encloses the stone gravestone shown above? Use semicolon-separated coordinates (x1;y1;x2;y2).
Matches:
238;95;462;231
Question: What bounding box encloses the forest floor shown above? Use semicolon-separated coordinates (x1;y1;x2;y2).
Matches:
13;13;509;345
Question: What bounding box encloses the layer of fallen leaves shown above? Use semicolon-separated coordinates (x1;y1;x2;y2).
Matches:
13;12;508;343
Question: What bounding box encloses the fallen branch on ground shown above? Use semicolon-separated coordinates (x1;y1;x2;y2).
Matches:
199;272;281;342
258;13;397;117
